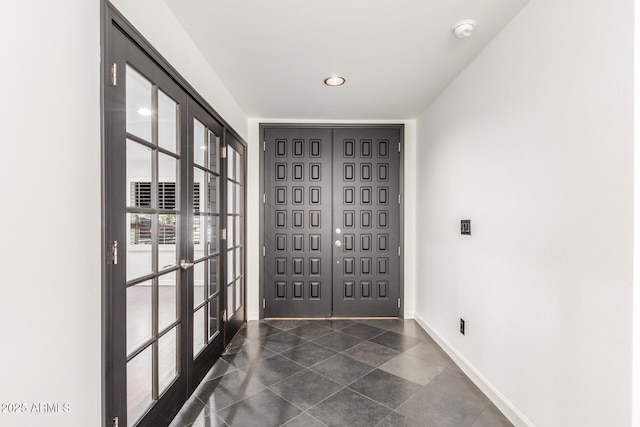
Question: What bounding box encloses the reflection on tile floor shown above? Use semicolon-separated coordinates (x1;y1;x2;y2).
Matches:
169;319;513;427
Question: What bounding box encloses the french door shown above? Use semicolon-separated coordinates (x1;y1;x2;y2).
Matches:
262;125;403;318
104;14;245;427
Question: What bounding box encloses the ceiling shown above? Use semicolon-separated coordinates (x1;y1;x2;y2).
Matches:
163;0;529;120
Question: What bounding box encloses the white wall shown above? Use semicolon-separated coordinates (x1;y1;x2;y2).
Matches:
111;0;249;141
246;119;417;320
414;0;634;425
0;1;102;426
634;1;640;424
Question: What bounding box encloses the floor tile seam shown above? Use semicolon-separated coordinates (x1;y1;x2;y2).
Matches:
265;381;320;413
423;370;492;406
239;357;307;387
345;382;414;413
331;328;387;342
301;385;348;413
309;360;378;387
371;410;405;427
307;336;364;355
298;411;330;427
209;384;268;415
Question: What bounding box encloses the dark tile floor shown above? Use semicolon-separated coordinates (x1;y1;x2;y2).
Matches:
169;319;513;427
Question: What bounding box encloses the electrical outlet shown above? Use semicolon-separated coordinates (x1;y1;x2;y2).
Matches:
461;219;471;235
460;318;466;335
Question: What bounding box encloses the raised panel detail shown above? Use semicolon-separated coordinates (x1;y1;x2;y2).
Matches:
310;164;321;181
293;258;304;275
344;140;355;157
275;234;287;251
275;187;287;204
378;234;388;251
310;139;321;157
344;164;355;181
378;140;389;157
361;258;372;275
361;281;372;298
310;210;321;228
361;140;372;157
344;258;355;275
293;187;304;204
275;281;287;299
310;258;321;275
293;211;304;228
293;163;304;181
310;187;321;204
344;234;355;251
344;187;355;204
361;234;372;251
361;187;372;204
310;234;321;251
344;211;355;228
276;163;287;180
292;234;304;251
361;164;372;181
378;258;389;275
378;187;388;204
310;282;321;299
378;164;388;181
276;140;287;157
275;258;287;275
293;139;304;157
344;281;355;299
378;210;389;228
275;211;287;228
293;281;304;299
378;281;388;298
361;210;372;228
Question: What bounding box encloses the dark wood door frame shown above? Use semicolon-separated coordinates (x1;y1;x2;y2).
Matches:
259;124;405;319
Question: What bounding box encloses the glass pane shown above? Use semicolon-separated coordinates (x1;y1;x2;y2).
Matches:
227;250;234;285
126;66;153;142
208;298;218;340
235;216;241;247
209;130;219;172
236;151;242;183
158;90;177;153
193;119;206;167
207;173;218;214
127;345;152;427
158;153;177;210
235;185;242;215
228;216;235;248
193;261;205;309
158;328;178;395
227;283;235;317
227;181;234;214
158;271;177;332
236;247;242;280
127;213;153;281
193;306;205;357
127;140;152;208
193;214;205;259
228;147;235;181
127;281;152;354
236;277;242;312
194;168;205;213
208;216;218;254
209;256;218;297
159;214;177;269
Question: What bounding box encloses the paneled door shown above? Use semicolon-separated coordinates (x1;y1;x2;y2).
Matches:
104;18;246;427
262;126;402;318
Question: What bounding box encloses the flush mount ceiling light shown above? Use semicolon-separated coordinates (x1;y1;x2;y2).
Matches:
453;20;476;39
137;107;152;116
324;76;346;87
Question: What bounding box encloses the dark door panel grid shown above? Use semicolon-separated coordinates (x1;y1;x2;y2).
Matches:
264;126;402;318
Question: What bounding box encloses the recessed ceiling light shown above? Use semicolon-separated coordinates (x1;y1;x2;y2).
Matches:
324;76;346;87
137;107;152;116
200;145;207;150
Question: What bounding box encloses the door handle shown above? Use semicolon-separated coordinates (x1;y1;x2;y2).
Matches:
334;240;343;248
180;259;195;270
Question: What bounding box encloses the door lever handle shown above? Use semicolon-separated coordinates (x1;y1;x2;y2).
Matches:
180;260;195;270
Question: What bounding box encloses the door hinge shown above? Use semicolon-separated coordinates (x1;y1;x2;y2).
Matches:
262;246;266;256
222;309;227;322
398;298;401;308
221;228;227;240
398;142;401;153
221;146;227;158
110;63;117;86
263;194;266;204
398;194;401;204
263;140;266;151
111;241;118;265
263;298;266;309
113;417;119;427
398;246;401;257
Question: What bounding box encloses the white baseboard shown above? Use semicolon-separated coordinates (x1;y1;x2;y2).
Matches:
413;313;534;427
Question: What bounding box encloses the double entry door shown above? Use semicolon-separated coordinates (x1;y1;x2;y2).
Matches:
104;19;246;427
263;126;403;318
